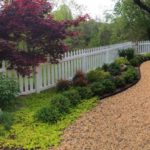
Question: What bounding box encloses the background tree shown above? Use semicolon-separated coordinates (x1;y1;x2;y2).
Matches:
113;0;150;41
134;0;150;14
53;4;73;21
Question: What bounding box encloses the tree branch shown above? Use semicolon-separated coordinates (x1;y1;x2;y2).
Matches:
134;0;150;14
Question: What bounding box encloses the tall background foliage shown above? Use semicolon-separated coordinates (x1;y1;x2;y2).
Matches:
52;0;150;49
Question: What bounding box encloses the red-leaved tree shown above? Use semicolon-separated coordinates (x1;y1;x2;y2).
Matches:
0;0;88;76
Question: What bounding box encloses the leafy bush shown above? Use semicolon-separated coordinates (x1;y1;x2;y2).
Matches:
114;76;126;88
133;55;148;64
118;48;135;60
0;110;14;130
130;55;145;67
72;70;88;86
76;87;93;99
36;106;60;124
102;63;109;72
63;89;81;106
102;79;116;94
108;62;121;76
91;79;116;96
50;95;71;114
91;82;105;96
122;67;138;84
115;57;129;65
0;75;19;108
144;53;150;60
56;80;71;91
129;57;140;67
87;69;110;83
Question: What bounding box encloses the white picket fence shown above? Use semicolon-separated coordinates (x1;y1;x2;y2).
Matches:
1;41;150;95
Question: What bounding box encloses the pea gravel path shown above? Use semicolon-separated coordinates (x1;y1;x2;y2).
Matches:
52;62;150;150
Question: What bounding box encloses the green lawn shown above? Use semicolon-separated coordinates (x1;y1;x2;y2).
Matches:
0;89;98;150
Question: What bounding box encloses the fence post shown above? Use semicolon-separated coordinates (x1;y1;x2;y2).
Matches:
2;61;6;73
35;65;41;93
133;41;138;54
82;54;87;72
106;50;109;64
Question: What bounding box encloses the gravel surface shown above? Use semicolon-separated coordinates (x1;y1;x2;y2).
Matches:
51;62;150;150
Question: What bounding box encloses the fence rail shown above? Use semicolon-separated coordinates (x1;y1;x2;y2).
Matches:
1;41;150;95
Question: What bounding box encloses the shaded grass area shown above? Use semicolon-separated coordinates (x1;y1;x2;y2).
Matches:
0;89;98;149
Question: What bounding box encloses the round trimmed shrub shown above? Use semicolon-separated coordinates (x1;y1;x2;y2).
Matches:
36;106;60;124
76;87;93;99
108;62;121;76
87;69;110;83
122;67;138;84
129;57;140;67
63;89;81;106
56;80;71;91
91;82;105;96
102;79;116;94
50;95;71;114
72;71;88;87
0;75;19;108
144;53;150;60
115;57;129;65
114;76;126;88
135;55;148;64
102;63;109;72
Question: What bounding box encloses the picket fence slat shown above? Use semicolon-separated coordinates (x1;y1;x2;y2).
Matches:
1;41;150;95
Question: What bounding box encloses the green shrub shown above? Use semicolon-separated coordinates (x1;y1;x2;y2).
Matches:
118;48;135;60
108;62;121;76
134;55;148;64
36;106;60;124
122;67;138;84
0;75;19;108
114;76;126;88
0;110;14;130
50;95;70;114
87;69;110;83
144;53;150;60
91;82;105;96
102;64;109;72
72;71;88;86
56;80;71;91
102;79;116;94
63;89;81;106
129;57;140;67
115;57;129;65
91;79;116;96
76;87;93;99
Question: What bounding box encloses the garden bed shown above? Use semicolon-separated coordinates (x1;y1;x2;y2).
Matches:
1;49;150;150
